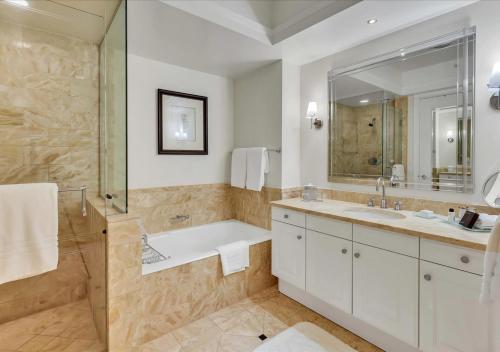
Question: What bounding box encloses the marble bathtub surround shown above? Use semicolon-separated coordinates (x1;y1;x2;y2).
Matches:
128;184;233;234
0;18;99;321
272;198;491;250
138;286;382;352
103;208;276;350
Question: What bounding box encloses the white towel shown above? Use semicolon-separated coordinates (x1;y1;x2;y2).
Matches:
480;217;500;304
231;148;247;189
216;240;249;276
246;147;268;192
0;183;59;284
475;213;498;229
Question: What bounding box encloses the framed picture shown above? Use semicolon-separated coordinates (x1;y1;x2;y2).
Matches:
157;89;208;155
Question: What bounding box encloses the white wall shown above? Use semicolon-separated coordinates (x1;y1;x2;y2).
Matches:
282;61;302;189
234;61;282;188
128;54;234;189
300;1;500;204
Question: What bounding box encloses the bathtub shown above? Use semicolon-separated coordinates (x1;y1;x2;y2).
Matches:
142;220;271;275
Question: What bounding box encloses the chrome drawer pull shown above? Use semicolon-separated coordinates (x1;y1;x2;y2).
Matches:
284;214;289;219
354;252;360;258
341;248;347;254
297;235;302;240
424;274;432;281
460;256;470;264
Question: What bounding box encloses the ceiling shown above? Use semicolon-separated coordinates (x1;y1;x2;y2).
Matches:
0;0;121;43
130;0;477;78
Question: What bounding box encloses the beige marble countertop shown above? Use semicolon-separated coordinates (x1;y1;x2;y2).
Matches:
271;198;490;251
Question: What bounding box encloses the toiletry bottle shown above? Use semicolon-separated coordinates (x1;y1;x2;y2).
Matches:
448;208;455;224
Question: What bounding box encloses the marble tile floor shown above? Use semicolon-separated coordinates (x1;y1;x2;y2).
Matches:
139;286;383;352
0;299;105;352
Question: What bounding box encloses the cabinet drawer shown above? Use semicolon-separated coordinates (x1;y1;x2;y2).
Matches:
353;224;419;257
421;239;484;275
306;214;352;240
272;207;305;228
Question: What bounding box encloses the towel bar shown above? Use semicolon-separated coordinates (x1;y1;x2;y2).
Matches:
58;186;87;217
230;147;281;154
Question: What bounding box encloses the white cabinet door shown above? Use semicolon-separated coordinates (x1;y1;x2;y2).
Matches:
306;230;352;313
353;243;418;347
420;261;492;352
271;220;306;289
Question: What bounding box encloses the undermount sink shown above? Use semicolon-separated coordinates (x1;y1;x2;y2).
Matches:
343;207;406;220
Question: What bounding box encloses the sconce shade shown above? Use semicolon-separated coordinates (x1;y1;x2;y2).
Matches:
306;101;318;119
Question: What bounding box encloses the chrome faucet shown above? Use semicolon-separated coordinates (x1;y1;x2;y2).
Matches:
376;177;387;209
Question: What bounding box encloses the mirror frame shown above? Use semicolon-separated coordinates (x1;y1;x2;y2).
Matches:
327;27;476;193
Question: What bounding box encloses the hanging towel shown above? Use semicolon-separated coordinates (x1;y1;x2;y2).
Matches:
246;147;268;192
0;183;59;284
480;217;500;304
231;148;247;189
216;240;249;276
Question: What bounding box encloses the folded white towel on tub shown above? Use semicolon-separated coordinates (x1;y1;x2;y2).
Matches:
216;240;249;276
0;183;59;284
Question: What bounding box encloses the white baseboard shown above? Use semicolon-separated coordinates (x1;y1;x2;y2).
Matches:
278;279;420;352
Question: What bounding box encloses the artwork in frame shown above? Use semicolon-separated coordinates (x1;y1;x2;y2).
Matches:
157;89;208;155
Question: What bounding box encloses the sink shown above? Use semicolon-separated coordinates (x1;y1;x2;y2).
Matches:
343;207;406;220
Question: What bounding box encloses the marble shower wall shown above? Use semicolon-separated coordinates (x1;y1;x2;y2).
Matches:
0;19;99;321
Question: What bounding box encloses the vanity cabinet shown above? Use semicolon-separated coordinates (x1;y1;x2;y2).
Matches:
270;205;495;352
420;261;491;352
271;220;306;289
306;229;352;313
353;243;419;347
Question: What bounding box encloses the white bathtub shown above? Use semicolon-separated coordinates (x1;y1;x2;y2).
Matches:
142;220;271;275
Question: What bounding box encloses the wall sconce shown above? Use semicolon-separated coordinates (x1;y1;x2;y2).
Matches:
305;101;323;129
488;62;500;109
446;130;454;143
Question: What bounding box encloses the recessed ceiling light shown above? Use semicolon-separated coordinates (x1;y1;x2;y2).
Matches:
367;18;378;25
6;0;29;7
360;99;369;104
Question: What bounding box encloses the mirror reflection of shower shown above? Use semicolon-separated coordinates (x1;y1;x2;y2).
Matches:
368;117;376;127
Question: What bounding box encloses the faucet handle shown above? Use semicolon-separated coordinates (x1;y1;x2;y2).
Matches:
367;198;375;207
394;200;402;211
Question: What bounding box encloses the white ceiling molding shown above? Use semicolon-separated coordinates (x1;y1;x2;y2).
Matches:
161;0;273;44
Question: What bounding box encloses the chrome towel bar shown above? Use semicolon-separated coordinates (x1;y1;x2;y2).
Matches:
58;186;87;217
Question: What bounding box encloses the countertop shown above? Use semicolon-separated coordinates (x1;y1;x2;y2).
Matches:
271;198;490;251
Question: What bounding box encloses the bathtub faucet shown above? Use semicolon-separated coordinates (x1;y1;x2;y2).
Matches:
170;214;190;223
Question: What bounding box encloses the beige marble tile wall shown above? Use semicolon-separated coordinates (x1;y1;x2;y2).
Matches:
104;211;276;350
83;200;107;345
310;188;500;216
128;184;233;234
0;19;99;321
231;187;283;230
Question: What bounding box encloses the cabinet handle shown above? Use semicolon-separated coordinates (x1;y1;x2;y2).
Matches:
460;256;470;264
284;214;289;219
354;252;360;258
424;274;432;281
341;248;347;254
297;235;302;240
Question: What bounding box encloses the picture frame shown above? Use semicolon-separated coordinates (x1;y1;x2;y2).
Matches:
157;89;208;155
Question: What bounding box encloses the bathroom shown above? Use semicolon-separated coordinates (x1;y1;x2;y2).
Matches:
1;0;500;351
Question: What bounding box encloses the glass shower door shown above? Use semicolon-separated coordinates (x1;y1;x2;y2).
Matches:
100;1;127;214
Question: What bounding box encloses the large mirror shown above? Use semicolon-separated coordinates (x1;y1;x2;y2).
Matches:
328;28;475;192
